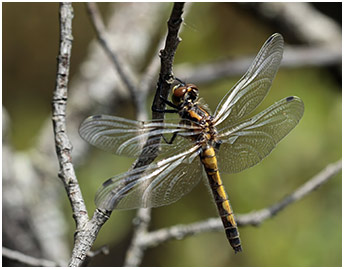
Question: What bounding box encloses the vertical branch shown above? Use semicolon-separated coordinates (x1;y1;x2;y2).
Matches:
138;3;192;119
134;2;185;170
152;2;185;120
52;3;89;230
124;3;185;267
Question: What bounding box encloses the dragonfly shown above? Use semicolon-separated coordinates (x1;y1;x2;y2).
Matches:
79;33;304;253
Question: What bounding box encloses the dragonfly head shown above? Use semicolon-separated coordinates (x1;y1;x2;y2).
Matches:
172;83;199;106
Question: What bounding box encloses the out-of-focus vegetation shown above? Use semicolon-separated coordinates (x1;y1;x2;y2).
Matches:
3;2;341;267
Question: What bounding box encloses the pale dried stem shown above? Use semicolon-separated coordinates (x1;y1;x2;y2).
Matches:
134;160;341;248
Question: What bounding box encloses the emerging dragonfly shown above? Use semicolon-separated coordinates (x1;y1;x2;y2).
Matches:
79;33;304;253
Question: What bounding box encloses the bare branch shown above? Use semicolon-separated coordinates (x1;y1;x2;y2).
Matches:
237;159;342;226
86;3;138;112
52;2;88;231
2;247;60;267
51;4;112;267
135;159;341;248
124;208;152;267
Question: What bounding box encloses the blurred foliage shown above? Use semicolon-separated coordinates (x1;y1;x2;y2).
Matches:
3;2;341;267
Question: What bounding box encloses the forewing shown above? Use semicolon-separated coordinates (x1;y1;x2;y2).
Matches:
79;115;201;158
216;96;304;174
213;33;284;127
95;145;204;210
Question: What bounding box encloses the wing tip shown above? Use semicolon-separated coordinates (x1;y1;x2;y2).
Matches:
268;33;283;43
91;114;103;119
285;96;304;106
286;96;295;102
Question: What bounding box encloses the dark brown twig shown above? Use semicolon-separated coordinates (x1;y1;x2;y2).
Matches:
138;3;192;119
152;2;185;120
124;3;185;267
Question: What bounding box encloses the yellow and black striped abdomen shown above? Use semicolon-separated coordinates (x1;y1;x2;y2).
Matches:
201;146;242;253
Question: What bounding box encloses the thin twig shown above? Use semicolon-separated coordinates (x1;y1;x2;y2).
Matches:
52;2;88;231
86;3;138;112
237;159;342;226
81;245;110;266
135;159;341;248
124;208;152;267
124;3;186;267
2;247;60;267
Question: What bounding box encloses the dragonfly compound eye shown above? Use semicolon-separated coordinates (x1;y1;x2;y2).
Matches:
172;84;187;105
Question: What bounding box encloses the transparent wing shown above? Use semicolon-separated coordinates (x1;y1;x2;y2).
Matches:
79;115;202;158
216;96;304;174
95;145;204;210
213;33;284;128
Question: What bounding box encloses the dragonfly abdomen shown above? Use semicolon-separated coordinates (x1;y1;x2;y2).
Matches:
201;146;242;253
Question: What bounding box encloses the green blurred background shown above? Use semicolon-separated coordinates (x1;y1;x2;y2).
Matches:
3;2;341;267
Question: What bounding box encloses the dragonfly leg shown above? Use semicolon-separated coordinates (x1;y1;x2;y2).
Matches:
214;140;222;151
152;94;179;113
159;95;178;109
174;77;186;85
